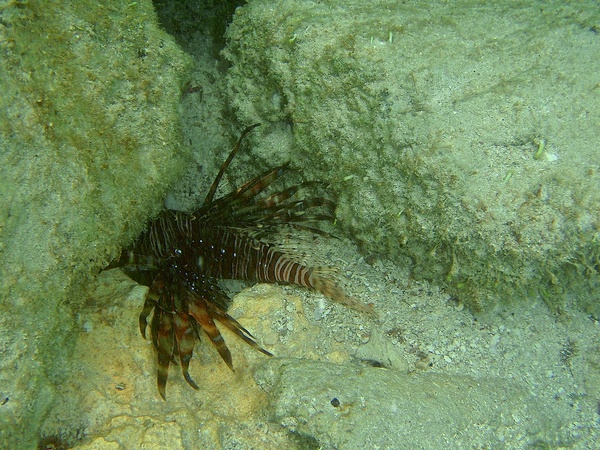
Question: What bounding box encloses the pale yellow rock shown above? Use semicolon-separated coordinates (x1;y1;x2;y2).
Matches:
58;274;300;448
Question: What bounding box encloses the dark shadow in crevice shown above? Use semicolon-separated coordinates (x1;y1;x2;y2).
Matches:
152;0;246;57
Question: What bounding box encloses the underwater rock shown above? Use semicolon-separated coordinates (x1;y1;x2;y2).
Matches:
46;276;311;449
223;0;600;315
0;0;191;446
42;252;596;448
255;358;561;448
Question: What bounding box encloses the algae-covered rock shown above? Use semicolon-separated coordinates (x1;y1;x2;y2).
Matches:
0;0;191;446
255;358;561;448
223;0;600;315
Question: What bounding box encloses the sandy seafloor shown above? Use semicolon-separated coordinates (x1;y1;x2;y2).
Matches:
39;1;600;448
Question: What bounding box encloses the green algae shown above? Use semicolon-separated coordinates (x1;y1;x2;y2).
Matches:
0;0;191;446
223;0;600;316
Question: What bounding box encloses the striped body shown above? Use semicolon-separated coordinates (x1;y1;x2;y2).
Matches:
126;210;319;291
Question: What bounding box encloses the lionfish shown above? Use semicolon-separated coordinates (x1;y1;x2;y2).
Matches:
109;124;373;399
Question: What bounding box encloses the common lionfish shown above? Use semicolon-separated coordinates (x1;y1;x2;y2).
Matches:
109;124;373;399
